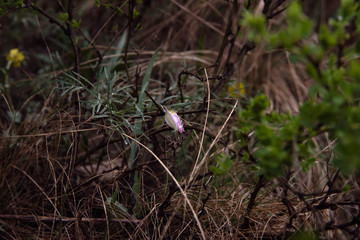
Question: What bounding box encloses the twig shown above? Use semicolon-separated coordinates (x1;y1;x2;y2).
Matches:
317;169;340;208
145;90;164;113
241;174;266;229
213;0;237;75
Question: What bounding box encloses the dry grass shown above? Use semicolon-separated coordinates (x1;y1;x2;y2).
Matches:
0;0;359;239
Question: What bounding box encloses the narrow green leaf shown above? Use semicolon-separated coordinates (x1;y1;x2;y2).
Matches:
130;49;159;168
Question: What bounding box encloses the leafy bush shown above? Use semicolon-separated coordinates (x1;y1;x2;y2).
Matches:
239;0;360;177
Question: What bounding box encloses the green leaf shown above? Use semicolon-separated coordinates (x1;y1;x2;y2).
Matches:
318;24;338;49
241;11;267;43
338;0;358;21
210;153;234;176
130;49;159;168
255;145;290;178
133;8;140;18
71;19;81;28
59;12;69;22
269;1;313;49
7;111;22;123
133;49;159;136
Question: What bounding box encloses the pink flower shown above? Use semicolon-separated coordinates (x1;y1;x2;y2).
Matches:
164;107;184;133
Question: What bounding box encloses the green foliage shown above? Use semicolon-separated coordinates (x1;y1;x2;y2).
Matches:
241;11;267;43
106;186;129;219
210;153;234;176
7;110;22;123
237;95;306;178
133;49;159;136
290;229;319;240
132;8;139;18
59;12;69;22
269;1;313;48
241;1;313;47
237;0;360;177
0;0;24;16
71;19;81;28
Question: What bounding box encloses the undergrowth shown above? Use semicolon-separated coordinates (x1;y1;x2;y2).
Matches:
0;0;360;239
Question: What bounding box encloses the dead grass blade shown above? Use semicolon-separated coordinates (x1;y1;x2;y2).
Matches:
122;133;206;240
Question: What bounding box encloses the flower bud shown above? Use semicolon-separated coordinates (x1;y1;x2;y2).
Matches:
164;108;184;133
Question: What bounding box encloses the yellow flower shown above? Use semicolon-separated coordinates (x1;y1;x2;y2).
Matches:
6;48;25;68
228;82;246;98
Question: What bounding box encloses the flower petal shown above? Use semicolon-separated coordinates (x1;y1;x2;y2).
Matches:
165;109;184;133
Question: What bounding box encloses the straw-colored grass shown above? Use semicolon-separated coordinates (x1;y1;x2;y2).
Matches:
0;0;359;239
